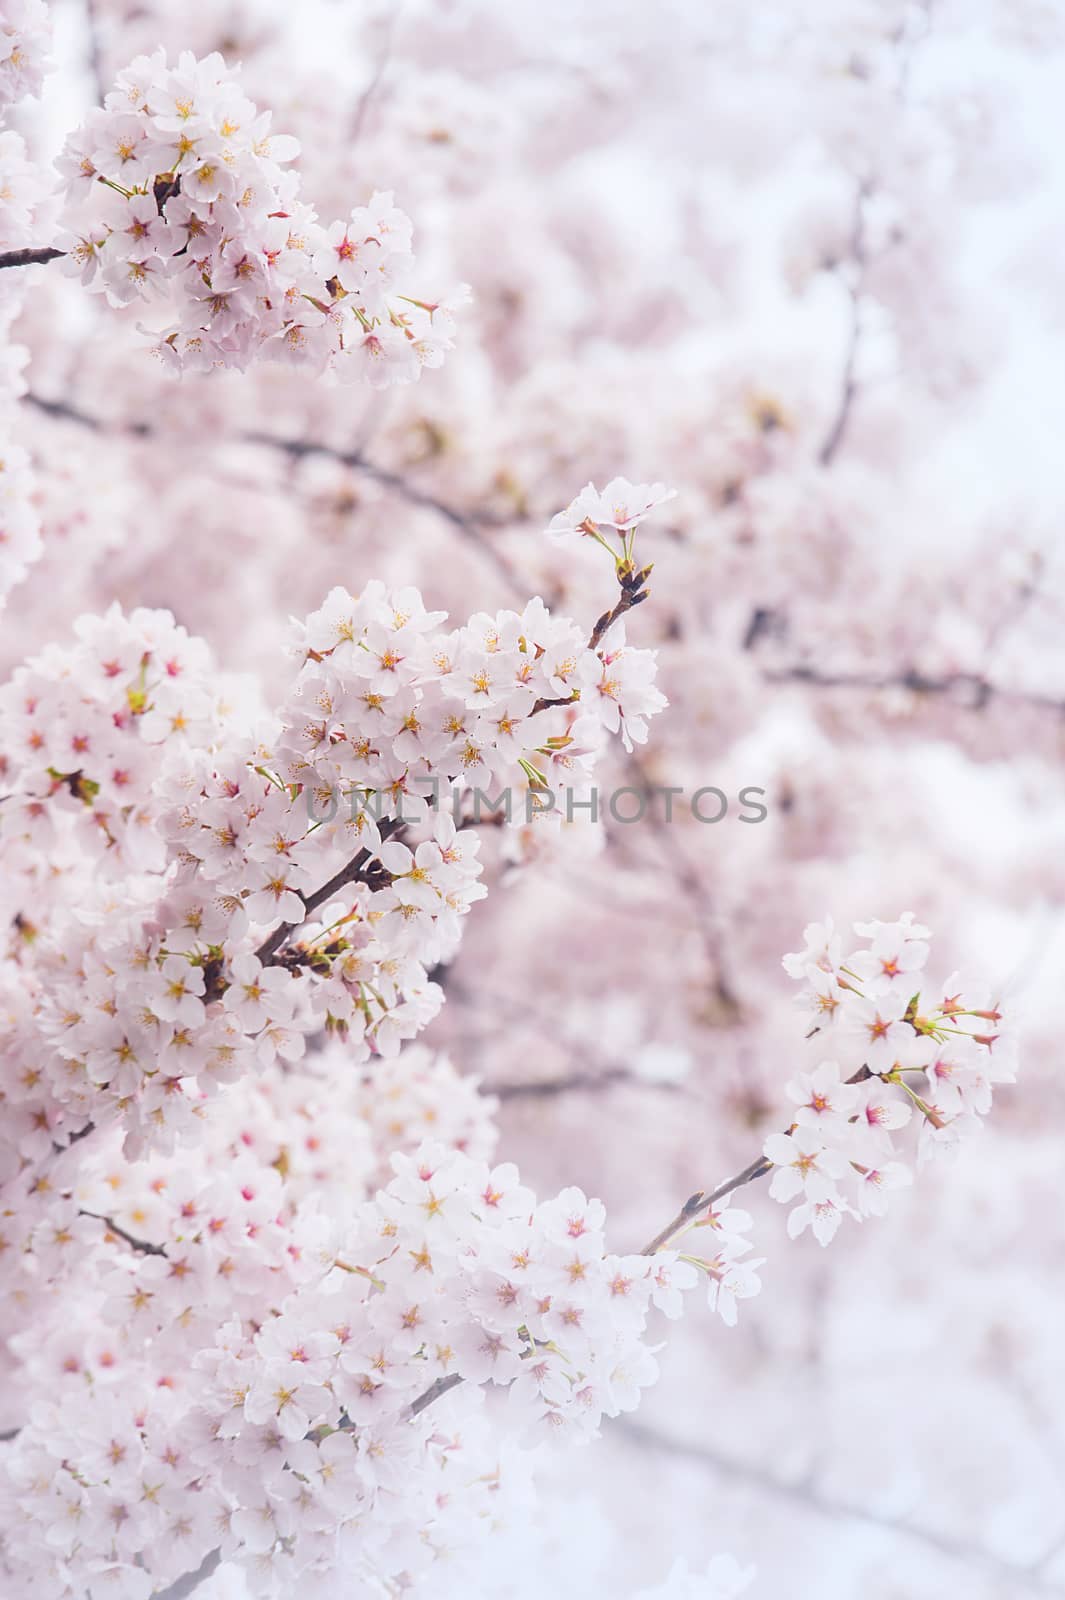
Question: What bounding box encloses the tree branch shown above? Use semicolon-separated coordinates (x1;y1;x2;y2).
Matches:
84;0;107;105
529;561;653;715
618;1418;1065;1596
253;819;403;964
21;393;527;596
407;1372;464;1417
641;1065;872;1255
79;1209;167;1257
640;1157;773;1256
0;248;65;270
486;1068;683;1100
817;182;869;468
764;660;1065;716
236;430;527;594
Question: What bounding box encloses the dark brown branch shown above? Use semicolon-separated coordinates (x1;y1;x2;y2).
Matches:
529;561;653;715
253;819;403;964
0;248;65;270
50;1119;97;1157
589;562;653;650
80;1209;167;1257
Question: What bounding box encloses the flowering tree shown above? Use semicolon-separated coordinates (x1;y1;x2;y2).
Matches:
1;2;1058;1597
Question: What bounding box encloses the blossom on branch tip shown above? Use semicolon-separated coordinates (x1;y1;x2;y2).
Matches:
546;477;677;548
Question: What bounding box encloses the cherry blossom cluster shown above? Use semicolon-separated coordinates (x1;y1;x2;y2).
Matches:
644;915;1017;1327
767;913;1016;1244
0;0;50;110
0;1147;530;1596
0;905;1017;1598
547;477;677;562
0;1041;492;1364
55;48;461;377
185;1041;500;1201
0;0;1052;1590
0;1102;688;1597
0;550;667;1163
186;1147;678;1562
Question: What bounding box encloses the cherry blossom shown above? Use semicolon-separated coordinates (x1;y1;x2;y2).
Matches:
53;50;461;377
0;3;1051;1595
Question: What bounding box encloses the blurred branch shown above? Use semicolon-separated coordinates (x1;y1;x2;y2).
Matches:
79;1209;167;1257
244;429;525;594
0;248;65;270
447;977;686;1099
764;660;1065;717
486;1067;683;1100
84;0;107;103
622;751;742;1020
21;391;525;594
349;3;400;146
618;1419;1065;1596
818;181;869;468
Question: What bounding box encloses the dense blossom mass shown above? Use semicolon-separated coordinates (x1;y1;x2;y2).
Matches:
0;0;1055;1596
0;881;1016;1596
55;49;460;376
0;555;668;1159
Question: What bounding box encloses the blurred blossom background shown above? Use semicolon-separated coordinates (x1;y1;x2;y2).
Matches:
5;0;1065;1595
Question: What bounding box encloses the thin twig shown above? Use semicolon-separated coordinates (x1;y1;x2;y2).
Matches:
641;1065;872;1256
640;1157;773;1256
529;562;653;715
243;430;524;593
79;1209;167;1257
348;3;400;146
